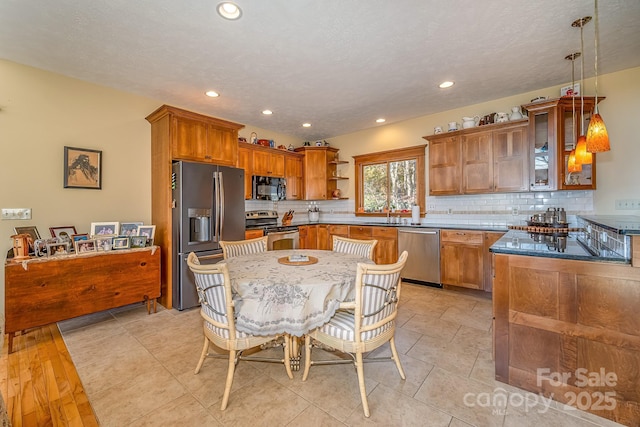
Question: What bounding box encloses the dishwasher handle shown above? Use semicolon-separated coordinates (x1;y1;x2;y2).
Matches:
399;229;439;235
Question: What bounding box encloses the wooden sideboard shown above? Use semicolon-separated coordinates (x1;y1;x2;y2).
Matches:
4;247;161;353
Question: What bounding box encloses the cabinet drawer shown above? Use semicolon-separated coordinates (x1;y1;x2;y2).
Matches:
441;230;483;244
372;226;397;238
328;225;349;235
349;226;373;238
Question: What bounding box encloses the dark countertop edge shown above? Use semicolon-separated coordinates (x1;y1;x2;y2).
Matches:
577;215;640;235
291;220;508;232
489;231;630;264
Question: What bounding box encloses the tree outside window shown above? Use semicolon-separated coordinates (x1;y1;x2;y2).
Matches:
354;145;426;217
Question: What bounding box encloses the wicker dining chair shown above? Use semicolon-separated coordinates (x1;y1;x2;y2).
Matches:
219;235;268;259
332;235;378;261
187;252;293;410
302;251;409;417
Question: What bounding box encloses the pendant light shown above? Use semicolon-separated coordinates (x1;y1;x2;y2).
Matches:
573;16;592;165
586;0;610;152
565;52;582;175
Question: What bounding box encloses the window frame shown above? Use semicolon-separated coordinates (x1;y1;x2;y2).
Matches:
353;144;426;217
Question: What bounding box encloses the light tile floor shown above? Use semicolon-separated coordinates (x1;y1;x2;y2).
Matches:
58;283;625;426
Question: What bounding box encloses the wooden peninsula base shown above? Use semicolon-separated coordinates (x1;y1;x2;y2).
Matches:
493;253;640;425
5;247;161;353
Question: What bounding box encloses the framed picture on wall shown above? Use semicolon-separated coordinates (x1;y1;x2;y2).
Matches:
64;146;102;189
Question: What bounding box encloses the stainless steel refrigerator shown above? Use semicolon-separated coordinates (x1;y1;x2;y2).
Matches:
172;161;245;310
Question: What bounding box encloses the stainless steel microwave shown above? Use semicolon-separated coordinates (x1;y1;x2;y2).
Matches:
252;176;287;201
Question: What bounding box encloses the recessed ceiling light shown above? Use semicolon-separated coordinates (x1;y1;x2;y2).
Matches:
376;118;386;123
205;90;219;97
262;110;273;115
302;123;311;128
439;81;454;89
217;2;242;20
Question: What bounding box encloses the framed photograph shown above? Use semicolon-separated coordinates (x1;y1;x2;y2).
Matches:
94;236;114;251
120;222;143;237
50;226;77;244
91;222;120;237
129;235;147;248
113;237;130;250
47;241;70;257
64;146;102;189
136;225;156;241
75;239;97;253
34;238;55;257
14;226;41;253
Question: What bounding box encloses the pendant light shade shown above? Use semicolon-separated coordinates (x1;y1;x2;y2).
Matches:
567;149;582;173
586;0;610;153
574;135;592;165
586;113;610;152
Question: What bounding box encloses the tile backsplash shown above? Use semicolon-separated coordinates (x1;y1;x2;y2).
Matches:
245;190;594;228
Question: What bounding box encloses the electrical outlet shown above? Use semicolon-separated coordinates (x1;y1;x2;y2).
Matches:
512;207;519;215
427;204;437;210
615;199;640;210
1;208;32;220
447;208;452;215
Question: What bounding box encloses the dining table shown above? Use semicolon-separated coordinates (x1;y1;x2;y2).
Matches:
223;249;373;370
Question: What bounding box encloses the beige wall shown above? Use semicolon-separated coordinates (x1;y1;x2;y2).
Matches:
0;60;299;320
331;67;640;215
2;59;639;322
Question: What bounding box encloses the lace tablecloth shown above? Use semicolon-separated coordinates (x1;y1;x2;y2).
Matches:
224;250;372;337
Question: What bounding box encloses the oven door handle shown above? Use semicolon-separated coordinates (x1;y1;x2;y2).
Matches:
267;230;298;237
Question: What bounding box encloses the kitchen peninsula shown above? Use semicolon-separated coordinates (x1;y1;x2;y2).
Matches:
490;216;640;425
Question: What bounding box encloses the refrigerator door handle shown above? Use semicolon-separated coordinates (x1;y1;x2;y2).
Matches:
219;170;225;237
213;171;221;242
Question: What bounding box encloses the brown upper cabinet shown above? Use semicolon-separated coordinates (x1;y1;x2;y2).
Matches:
295;146;345;200
425;120;529;195
147;105;243;167
523;96;601;191
236;143;303;200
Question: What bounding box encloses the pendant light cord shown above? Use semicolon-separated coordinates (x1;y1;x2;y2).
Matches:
580;20;585;135
594;0;600;114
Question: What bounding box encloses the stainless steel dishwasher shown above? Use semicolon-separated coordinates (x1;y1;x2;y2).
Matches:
398;228;441;287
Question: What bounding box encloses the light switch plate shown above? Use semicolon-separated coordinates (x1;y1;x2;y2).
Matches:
1;208;32;220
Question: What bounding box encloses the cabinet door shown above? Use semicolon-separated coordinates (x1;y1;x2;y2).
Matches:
317;225;330;250
270;153;285;177
528;108;557;191
304;150;329;200
207;125;237;166
237;146;253;199
349;226;372;240
253;150;271;175
245;229;264;239
285;156;303;200
440;230;483;290
462;131;493;194
493;126;529;192
299;225;318;249
173;117;209;161
372;227;398;265
428;136;461;195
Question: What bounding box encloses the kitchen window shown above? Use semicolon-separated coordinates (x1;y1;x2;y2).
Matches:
354;145;426;217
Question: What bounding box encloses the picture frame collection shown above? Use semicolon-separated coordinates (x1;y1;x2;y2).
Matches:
13;222;156;258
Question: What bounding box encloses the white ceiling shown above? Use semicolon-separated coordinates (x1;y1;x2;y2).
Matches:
1;1;639;141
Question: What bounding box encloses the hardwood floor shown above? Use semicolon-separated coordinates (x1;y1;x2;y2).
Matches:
0;324;98;426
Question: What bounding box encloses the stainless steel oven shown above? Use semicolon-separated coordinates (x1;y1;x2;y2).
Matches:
267;228;299;251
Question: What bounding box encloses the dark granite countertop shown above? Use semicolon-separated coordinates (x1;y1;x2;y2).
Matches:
490;230;629;263
578;215;640;235
290;220;508;232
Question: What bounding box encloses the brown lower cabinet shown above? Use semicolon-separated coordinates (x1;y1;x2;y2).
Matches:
245;229;264;240
493;253;640;425
298;224;398;265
